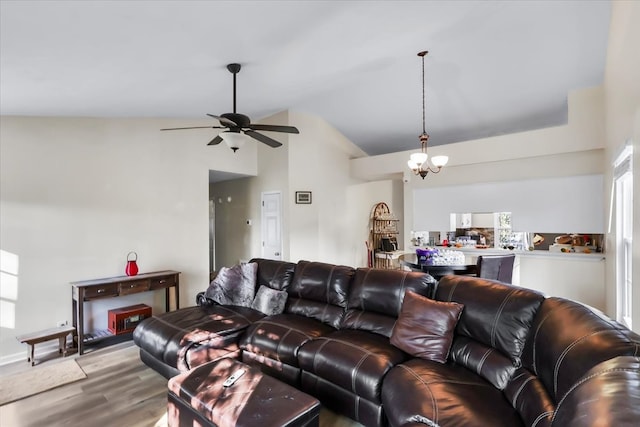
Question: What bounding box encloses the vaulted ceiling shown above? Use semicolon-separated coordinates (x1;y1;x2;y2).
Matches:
0;1;611;156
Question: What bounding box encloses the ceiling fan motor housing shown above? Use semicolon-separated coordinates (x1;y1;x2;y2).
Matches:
227;63;241;74
222;113;250;128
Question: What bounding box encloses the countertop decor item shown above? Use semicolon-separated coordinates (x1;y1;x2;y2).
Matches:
125;251;138;276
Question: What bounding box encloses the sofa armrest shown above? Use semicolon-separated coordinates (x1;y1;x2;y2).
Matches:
551;356;640;426
196;291;217;307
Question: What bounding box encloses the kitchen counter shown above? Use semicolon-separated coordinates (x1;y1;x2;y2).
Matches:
407;246;606;311
410;246;605;262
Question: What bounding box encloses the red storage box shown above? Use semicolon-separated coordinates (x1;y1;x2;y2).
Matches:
108;304;152;335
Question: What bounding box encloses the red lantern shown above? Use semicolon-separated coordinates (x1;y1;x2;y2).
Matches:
125;251;138;276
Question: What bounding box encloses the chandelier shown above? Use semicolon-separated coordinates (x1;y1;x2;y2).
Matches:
407;51;448;179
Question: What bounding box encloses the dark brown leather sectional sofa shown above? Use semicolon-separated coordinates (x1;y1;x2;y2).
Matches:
133;258;640;427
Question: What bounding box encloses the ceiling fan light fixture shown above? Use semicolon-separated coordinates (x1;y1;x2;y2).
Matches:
408;50;448;180
220;130;248;152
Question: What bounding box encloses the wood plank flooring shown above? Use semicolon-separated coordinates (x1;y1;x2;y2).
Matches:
0;341;362;427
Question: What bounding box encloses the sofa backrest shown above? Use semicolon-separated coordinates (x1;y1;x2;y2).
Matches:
520;297;640;403
435;275;545;389
341;268;437;338
285;260;355;329
249;258;297;291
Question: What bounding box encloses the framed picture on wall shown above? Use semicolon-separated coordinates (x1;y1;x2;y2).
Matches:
295;191;312;204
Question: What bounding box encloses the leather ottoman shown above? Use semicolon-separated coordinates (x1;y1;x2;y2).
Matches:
168;358;321;427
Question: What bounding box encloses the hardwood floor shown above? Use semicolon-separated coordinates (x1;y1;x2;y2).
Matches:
0;342;167;427
0;341;362;427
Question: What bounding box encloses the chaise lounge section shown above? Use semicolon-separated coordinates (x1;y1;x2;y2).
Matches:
133;258;640;426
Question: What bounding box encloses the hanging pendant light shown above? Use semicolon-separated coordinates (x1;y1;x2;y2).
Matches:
408;51;448;179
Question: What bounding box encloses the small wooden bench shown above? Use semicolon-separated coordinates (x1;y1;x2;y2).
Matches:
16;325;76;366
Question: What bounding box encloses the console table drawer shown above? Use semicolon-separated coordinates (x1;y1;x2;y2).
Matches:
84;283;119;299
150;275;177;290
118;279;150;295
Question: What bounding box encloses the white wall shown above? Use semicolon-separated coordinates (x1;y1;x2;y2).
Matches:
0;116;257;362
519;256;605;310
603;1;640;332
413;174;604;233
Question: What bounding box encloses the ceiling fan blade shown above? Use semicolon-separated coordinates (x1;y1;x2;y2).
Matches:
207;135;223;146
244;130;282;148
207;114;237;127
248;124;299;134
161;126;224;131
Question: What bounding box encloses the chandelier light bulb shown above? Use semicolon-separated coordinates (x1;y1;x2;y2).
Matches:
431;155;449;168
410;152;428;167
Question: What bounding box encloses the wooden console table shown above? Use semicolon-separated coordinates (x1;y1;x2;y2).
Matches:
71;270;180;355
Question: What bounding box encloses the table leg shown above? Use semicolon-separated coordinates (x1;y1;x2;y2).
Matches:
30;345;35;366
58;335;65;354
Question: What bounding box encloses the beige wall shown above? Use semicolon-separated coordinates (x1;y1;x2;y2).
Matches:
603;1;640;331
0;116;257;362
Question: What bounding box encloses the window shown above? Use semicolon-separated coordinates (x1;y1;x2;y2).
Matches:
0;249;19;329
614;145;633;329
495;212;524;250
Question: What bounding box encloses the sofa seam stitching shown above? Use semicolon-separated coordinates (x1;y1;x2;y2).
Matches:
553;330;604;397
511;375;534;407
400;365;438;423
531;411;554;427
490;288;517;349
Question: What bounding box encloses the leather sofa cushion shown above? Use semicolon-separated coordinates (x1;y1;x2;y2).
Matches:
341;268;437;337
299;372;386;427
503;367;555;427
297;329;408;403
390;291;463;363
382;358;525;427
521;297;640;402
551;356;640;427
436;275;544;364
250;258;297;291
449;335;518;390
132;305;264;371
239;313;336;367
286;260;354;329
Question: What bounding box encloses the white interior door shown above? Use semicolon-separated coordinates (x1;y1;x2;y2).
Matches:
262;191;282;260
